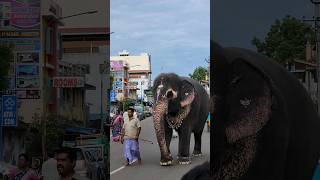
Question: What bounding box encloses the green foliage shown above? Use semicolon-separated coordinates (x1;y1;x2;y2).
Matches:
123;99;135;110
189;66;208;81
110;75;114;89
0;45;13;90
27;114;80;157
252;15;315;65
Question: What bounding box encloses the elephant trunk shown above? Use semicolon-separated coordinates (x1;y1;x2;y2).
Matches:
153;99;171;161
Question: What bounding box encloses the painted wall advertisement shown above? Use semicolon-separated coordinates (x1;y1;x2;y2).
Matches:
0;0;40;31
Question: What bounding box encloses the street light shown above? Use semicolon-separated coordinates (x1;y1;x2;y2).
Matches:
59;10;98;20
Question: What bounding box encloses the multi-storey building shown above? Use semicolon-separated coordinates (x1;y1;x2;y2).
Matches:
111;51;152;102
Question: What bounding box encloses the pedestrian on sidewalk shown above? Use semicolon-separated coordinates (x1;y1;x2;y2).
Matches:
7;153;40;180
120;108;142;166
111;110;124;142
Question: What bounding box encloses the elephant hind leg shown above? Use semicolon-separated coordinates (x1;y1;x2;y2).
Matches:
192;131;202;156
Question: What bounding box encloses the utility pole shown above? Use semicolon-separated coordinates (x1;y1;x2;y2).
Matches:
311;0;320;114
304;0;320;113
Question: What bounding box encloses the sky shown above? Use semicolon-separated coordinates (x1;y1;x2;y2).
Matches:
111;0;210;80
212;0;314;50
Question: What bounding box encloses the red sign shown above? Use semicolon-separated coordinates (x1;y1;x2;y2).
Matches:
53;77;85;88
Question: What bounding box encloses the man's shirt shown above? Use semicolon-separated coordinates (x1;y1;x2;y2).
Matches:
123;116;141;139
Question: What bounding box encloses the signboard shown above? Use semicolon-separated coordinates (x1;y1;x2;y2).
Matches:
113;81;122;86
53;77;85;88
110;61;123;72
0;38;40;51
16;52;39;63
0;31;40;38
110;90;116;102
0;0;40;31
16;77;39;89
1;95;17;127
16;64;39;76
17;90;40;99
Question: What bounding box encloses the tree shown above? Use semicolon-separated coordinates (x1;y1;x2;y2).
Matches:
189;66;208;81
27;114;81;157
252;15;315;66
0;45;13;90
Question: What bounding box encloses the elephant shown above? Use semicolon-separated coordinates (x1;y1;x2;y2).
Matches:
182;42;320;180
152;73;209;166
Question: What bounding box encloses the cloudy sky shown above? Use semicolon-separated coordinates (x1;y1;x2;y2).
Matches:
111;0;210;80
212;0;314;49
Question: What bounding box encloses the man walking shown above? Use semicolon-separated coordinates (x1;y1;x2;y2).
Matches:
120;108;142;166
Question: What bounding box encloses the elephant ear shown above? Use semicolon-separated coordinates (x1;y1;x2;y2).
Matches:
180;79;195;108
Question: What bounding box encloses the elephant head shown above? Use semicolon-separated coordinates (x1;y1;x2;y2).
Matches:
152;73;196;165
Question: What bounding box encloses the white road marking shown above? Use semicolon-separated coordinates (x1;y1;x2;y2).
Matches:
110;166;126;175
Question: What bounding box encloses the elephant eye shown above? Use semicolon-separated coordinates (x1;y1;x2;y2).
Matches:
229;76;242;87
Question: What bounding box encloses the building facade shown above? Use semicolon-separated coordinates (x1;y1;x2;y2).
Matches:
0;0;62;163
57;0;110;122
110;51;152;102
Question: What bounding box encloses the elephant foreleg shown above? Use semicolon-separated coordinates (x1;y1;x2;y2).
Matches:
178;128;192;164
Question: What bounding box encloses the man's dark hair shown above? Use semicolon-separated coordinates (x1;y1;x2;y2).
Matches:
19;153;30;162
56;147;77;162
128;107;135;112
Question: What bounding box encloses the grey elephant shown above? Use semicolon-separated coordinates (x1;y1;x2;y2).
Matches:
152;73;209;166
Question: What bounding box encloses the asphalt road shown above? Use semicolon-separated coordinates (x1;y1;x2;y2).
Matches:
110;117;210;180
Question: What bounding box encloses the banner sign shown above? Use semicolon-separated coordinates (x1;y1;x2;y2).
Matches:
0;0;40;31
53;77;85;88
